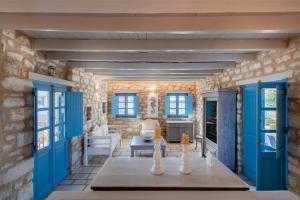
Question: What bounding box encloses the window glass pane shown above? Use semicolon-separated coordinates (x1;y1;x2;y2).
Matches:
179;109;186;115
37;91;49;108
55;108;65;125
128;103;134;109
170;109;176;115
170;102;176;109
55;91;65;107
54;126;59;142
127;96;134;103
179;96;185;103
261;133;277;152
169;96;176;102
54;125;65;142
179;102;185;109
263;88;276;108
38;129;49;150
119;102;125;109
38;110;49;129
262;111;276;130
119;109;125;115
118;96;125;103
127;109;134;115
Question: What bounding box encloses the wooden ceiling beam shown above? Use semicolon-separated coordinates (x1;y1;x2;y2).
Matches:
1;0;300;14
47;52;255;62
34;39;287;53
68;62;235;70
1;13;300;33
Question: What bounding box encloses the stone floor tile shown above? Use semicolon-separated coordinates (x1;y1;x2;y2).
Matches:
73;179;88;185
76;166;94;174
83;185;92;191
72;173;90;180
55;185;86;191
88;173;96;180
60;179;74;185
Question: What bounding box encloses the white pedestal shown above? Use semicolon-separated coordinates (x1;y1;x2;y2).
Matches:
151;139;163;175
180;144;191;175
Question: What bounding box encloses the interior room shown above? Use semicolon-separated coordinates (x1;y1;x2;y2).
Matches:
0;1;300;200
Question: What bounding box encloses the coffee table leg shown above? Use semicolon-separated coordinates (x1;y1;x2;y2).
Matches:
131;147;134;157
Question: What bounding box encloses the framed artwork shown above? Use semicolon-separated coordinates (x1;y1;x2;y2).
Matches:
147;94;158;118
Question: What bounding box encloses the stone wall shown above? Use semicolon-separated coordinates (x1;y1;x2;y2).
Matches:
196;36;300;194
67;68;107;171
0;30;67;200
107;81;197;138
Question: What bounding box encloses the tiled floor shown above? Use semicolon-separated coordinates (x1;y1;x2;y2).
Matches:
53;138;202;193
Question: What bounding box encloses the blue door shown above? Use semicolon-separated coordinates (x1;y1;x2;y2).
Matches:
34;83;68;200
256;82;287;190
243;81;287;190
243;84;257;183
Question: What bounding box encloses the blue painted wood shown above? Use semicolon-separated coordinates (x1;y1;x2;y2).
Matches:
164;95;170;116
165;93;190;118
53;88;68;187
244;82;287;190
202;90;237;171
243;84;257;183
276;84;286;158
33;83;69;200
111;95;118;117
186;95;193;117
134;95;139;116
66;92;83;137
33;85;53;200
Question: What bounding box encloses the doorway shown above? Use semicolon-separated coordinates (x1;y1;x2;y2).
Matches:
243;81;288;190
33;82;68;200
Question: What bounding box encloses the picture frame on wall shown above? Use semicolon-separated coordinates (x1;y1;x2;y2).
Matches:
147;94;158;118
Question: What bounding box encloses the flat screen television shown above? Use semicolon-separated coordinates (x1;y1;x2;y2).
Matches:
205;101;217;144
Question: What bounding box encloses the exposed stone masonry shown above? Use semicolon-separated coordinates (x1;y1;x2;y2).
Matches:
196;36;300;195
0;29;67;200
107;81;198;138
67;68;107;171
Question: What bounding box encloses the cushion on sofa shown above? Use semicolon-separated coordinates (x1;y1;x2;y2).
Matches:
101;124;109;135
140;119;159;130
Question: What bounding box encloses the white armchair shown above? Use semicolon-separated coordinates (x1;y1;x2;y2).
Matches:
139;119;160;138
84;124;122;166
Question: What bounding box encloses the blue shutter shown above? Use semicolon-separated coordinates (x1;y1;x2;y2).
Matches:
66;92;83;138
186;95;193;117
134;95;139;117
276;84;286;158
111;95;118;117
164;95;170;116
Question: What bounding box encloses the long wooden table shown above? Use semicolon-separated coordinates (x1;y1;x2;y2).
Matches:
47;191;300;200
90;157;250;191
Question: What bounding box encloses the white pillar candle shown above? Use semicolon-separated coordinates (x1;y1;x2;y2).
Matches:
180;144;191;175
151;138;163;175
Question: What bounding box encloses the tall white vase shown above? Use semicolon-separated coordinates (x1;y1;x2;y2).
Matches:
180;144;191;174
151;138;163;175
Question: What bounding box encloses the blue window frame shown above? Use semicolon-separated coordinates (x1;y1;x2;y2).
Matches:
111;93;139;118
165;93;193;118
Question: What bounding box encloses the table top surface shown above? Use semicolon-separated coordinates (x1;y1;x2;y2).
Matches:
47;191;300;200
130;136;166;147
91;156;249;191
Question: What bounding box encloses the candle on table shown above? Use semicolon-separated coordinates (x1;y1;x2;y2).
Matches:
154;128;161;139
182;133;189;144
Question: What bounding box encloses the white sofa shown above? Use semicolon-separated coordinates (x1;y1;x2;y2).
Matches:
84;124;122;166
139;119;160;137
